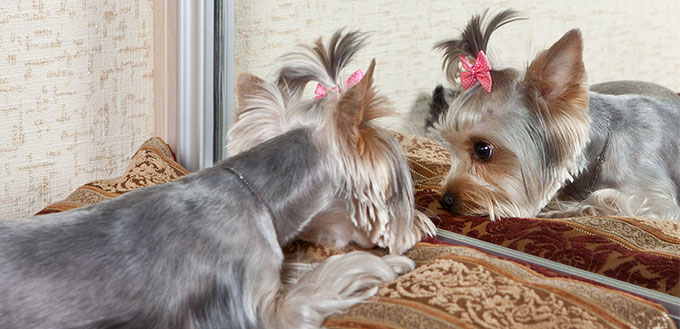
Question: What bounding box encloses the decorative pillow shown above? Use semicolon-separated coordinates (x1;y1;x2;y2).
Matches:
325;242;676;329
36;137;188;215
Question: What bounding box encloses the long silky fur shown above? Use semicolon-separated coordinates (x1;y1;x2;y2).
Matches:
230;30;435;253
434;9;524;85
227;80;289;156
275;30;369;100
268;252;413;329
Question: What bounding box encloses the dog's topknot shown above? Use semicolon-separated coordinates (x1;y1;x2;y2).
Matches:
434;9;524;85
275;29;369;100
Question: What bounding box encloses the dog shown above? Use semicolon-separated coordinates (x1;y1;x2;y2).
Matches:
0;31;430;329
426;9;680;221
229;30;435;251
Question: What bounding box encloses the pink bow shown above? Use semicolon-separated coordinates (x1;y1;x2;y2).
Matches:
314;69;364;99
459;50;492;93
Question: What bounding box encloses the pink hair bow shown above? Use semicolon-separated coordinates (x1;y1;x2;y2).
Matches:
459;50;492;93
314;69;364;99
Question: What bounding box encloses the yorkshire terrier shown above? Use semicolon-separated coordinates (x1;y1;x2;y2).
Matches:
427;9;680;221
229;30;435;251
0;31;431;329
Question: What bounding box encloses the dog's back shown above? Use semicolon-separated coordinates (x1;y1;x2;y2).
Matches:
590;81;680;197
555;90;680;219
590;92;680;184
590;80;680;105
0;169;276;329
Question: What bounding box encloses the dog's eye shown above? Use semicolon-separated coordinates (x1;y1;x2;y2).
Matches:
473;142;494;160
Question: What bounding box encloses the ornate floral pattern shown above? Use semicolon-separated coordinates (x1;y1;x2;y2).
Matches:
327;243;675;329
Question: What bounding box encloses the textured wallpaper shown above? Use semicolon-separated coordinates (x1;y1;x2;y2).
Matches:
2;1;678;218
0;0;155;218
235;0;680;131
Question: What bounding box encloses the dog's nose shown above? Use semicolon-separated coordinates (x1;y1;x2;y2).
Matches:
439;193;456;211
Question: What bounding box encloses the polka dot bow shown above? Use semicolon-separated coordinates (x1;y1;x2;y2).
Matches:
314;69;364;99
459;50;492;93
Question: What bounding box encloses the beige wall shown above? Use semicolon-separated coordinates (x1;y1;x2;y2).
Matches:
235;0;680;129
0;1;155;218
2;1;678;218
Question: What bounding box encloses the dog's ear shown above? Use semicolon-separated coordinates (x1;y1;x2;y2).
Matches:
336;59;392;127
524;29;588;111
335;59;391;151
523;29;590;165
236;73;266;106
235;73;267;122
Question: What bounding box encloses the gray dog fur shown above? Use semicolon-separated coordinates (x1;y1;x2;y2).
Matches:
0;129;314;328
0;128;411;329
549;89;680;219
590;80;680;105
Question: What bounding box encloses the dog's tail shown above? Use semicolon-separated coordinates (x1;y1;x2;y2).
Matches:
434;9;523;86
263;251;414;329
274;29;369;100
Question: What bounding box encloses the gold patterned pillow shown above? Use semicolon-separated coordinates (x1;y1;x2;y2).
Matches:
325;242;676;329
36;137;188;215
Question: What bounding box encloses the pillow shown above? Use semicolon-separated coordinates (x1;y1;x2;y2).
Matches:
325;241;675;329
36;137;188;215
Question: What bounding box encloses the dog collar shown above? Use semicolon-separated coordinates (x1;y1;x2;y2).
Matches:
588;116;613;193
224;166;277;222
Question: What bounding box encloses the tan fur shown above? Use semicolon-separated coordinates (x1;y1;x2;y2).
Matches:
335;59;391;154
523;29;590;165
431;15;593;220
231;30;435;253
236;73;266;119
